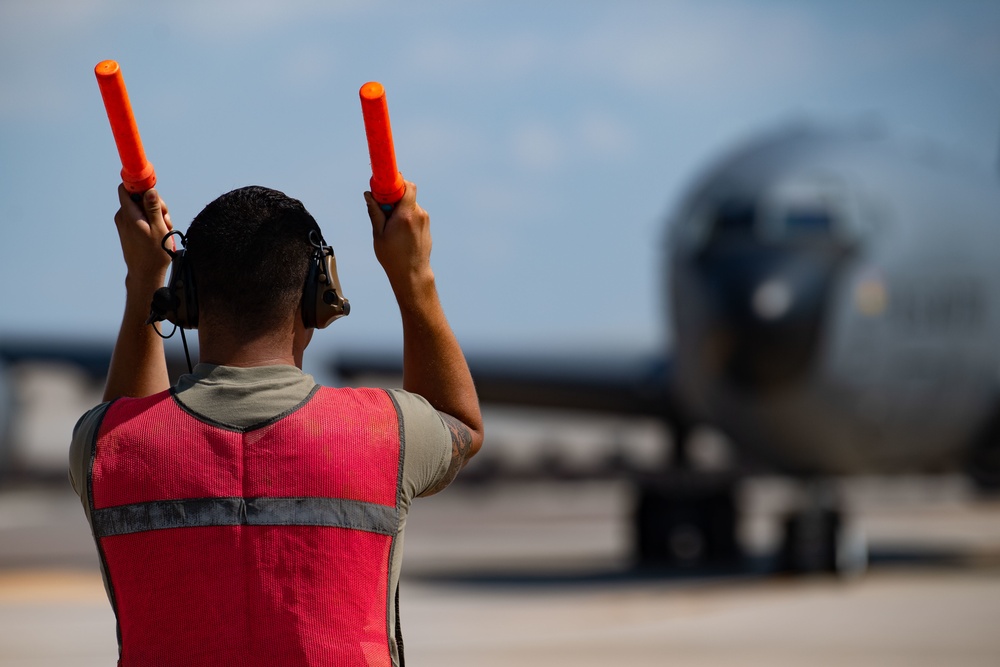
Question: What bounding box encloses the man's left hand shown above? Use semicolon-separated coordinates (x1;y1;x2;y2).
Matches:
113;184;173;290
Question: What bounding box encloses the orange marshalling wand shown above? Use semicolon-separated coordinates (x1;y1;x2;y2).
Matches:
94;60;157;194
359;81;405;207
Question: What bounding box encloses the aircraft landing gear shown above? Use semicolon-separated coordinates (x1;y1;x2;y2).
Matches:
632;472;742;568
778;482;867;576
778;506;841;572
633;473;868;576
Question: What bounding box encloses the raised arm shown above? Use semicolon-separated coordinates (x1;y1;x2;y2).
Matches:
102;185;174;401
364;182;484;493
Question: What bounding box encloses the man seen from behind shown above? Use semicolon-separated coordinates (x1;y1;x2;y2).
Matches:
69;180;483;666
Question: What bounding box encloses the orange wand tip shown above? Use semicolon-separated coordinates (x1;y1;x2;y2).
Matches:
359;81;405;206
359;81;385;101
94;59;156;194
95;60;120;77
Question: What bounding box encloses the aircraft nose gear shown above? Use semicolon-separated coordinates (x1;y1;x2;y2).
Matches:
633;472;741;568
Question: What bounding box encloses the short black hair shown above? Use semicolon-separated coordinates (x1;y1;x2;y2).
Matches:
185;185;321;338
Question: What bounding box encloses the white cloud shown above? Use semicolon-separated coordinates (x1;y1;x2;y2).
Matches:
574;112;634;161
569;2;821;96
402;2;824;100
406;118;489;164
0;0;119;36
158;0;371;43
408;32;534;81
408;36;466;77
511;121;561;170
280;42;338;90
0;72;68;121
489;32;547;78
0;0;122;121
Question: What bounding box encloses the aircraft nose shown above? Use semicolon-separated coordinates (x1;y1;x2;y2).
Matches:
690;242;843;392
751;277;794;320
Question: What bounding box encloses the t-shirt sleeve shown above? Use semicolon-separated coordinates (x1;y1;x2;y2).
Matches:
386;388;453;500
69;402;112;504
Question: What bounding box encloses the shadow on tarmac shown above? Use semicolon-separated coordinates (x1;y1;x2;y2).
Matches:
408;547;995;589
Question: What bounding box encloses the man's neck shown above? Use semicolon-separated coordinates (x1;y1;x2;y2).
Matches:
197;321;308;369
201;347;299;368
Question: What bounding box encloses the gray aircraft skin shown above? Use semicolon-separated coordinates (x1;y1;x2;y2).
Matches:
669;124;1000;478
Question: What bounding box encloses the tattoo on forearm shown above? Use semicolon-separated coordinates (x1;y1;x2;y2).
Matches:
425;413;474;495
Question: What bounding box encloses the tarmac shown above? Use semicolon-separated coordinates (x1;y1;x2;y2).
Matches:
1;477;999;666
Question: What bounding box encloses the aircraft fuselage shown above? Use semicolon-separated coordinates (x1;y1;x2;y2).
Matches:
669;126;1000;475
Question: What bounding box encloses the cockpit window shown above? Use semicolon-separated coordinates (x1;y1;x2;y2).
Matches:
709;200;756;239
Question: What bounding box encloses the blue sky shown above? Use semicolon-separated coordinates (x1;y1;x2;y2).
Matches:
1;0;998;370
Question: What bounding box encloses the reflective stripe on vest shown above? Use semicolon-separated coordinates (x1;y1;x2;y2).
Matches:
89;386;404;667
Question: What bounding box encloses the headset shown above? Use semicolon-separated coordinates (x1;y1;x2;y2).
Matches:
147;229;350;331
302;229;351;329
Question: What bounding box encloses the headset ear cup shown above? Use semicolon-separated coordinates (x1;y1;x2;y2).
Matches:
148;286;178;325
161;249;198;329
313;255;334;329
302;250;349;330
146;231;198;329
314;254;350;329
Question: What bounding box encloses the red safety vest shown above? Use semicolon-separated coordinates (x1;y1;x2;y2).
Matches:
88;386;404;667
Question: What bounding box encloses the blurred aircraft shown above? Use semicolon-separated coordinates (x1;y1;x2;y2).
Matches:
336;122;1000;573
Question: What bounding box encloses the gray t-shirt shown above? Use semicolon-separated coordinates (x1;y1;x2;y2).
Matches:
69;363;452;666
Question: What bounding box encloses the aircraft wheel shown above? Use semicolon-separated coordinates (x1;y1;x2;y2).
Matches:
778;507;867;576
632;475;741;567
